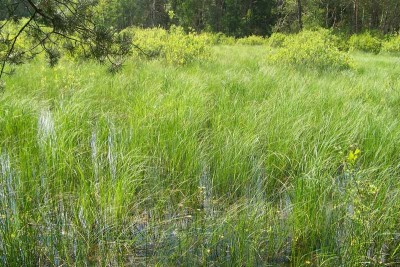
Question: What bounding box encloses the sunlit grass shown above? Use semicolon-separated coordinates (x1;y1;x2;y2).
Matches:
1;46;400;266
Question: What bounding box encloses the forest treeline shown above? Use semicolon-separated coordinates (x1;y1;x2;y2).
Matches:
1;0;400;37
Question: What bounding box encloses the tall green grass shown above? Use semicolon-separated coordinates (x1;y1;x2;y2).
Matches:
1;46;400;266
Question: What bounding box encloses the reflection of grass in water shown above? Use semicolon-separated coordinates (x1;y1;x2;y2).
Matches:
0;46;400;265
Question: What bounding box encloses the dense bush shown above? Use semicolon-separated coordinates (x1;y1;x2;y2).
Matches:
199;32;236;45
268;32;287;48
125;26;211;65
349;32;382;54
128;27;168;58
267;29;354;70
236;35;267;45
329;33;350;52
164;26;211;65
382;35;400;53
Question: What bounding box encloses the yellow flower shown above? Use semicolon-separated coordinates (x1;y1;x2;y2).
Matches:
347;148;361;165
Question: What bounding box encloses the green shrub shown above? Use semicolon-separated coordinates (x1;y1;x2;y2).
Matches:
125;27;168;58
349;32;382;54
329;33;350;52
236;35;267;45
382;35;400;54
216;33;236;45
124;26;211;65
268;32;287;48
199;32;236;45
267;29;354;70
164;26;211;65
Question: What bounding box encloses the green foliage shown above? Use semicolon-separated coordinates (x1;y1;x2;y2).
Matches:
236;35;267;45
267;29;354;70
1;3;134;81
349;32;382;54
268;32;287;48
198;32;236;45
164;26;211;64
172;0;275;37
382;35;400;54
127;26;211;65
0;19;38;66
126;27;169;58
330;33;350;52
45;47;61;67
2;0;400;51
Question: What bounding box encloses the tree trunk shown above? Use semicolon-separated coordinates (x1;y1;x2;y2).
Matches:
354;0;359;33
325;2;329;28
297;0;303;30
